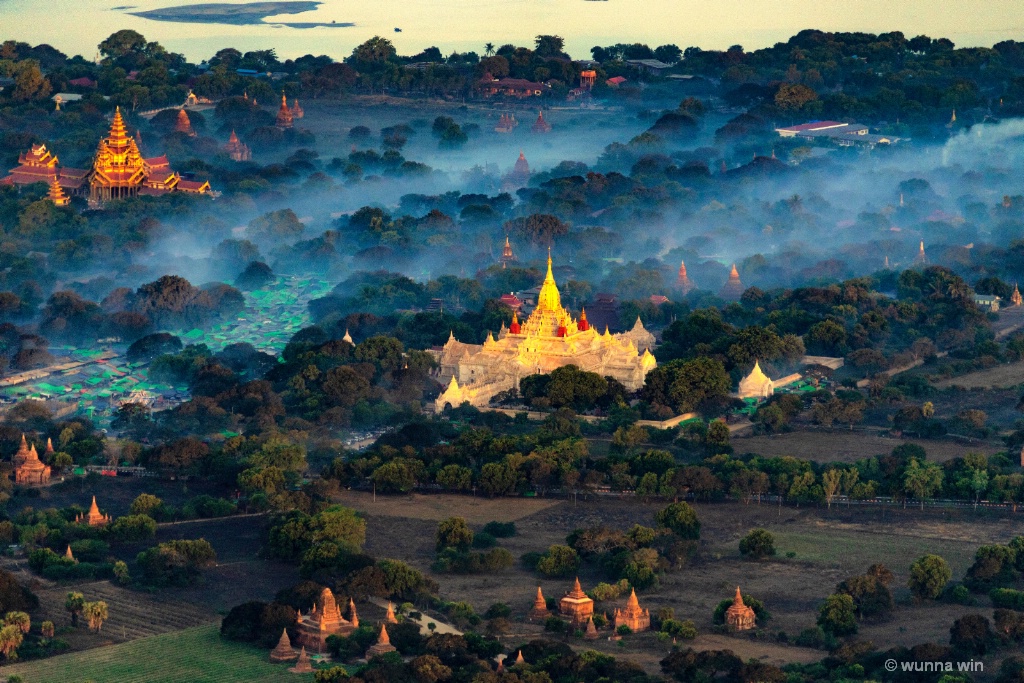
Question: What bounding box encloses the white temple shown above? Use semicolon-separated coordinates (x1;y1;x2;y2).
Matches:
737;360;774;399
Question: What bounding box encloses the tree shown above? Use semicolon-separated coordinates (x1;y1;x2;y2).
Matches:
534;35;566;58
908;554;952;600
822;469;842;509
436;464;472;492
535;545;580;578
950;614;995;655
84;601;108;631
739;529;776;559
774;83;818;112
656;502;701;540
130;493;163;518
12;60;51;101
3;612;29;634
904;458;943;509
371;461;416;494
817;593;857;636
314;667;351;682
436;517;473;551
410;653;452;682
0;624;22;659
65;591;84;627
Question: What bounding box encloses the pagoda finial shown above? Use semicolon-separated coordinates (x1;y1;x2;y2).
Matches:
377;623;390;645
734;586;744;606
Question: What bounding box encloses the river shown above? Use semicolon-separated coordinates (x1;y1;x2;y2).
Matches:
0;0;1021;63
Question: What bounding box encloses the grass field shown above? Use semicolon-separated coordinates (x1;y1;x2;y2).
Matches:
1;624;317;683
732;430;999;463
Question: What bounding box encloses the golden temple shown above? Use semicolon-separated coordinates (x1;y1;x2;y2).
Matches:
433;252;656;410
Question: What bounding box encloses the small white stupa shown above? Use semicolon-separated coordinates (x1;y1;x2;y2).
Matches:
737;360;774;399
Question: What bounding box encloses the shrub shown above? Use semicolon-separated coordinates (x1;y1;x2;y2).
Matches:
472;532;497;549
482;521;516;538
991;588;1024;610
739;529;776;559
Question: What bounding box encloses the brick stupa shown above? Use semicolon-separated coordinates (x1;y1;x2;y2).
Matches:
725;587;756;631
613;589;650;632
559;578;594;627
677;260;694;295
365;624;396;659
719;264;744;300
76;496;110;526
15;440;51;485
529;586;550;621
289;647;313;673
269;628;298;662
294;588;355;650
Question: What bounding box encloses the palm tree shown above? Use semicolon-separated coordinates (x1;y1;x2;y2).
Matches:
84;601;109;632
65;591;84;627
4;612;29;634
484;43;495;57
0;624;23;659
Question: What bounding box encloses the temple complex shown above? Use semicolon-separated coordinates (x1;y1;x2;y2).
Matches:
531;111;552;133
719;264;745;300
494;113;518;133
529;586;550;621
87;108;210;202
0;143;89;195
365;624;396;659
433;254;656;411
613;589;650;632
558;578;594;627
174;109;196;136
677;260;694;295
269;628;298;662
737;360;774;399
76;496;110;526
14;436;51;485
276;95;294;128
725;587;756;631
1013;283;1023;307
294;588;356;650
223;131;252;162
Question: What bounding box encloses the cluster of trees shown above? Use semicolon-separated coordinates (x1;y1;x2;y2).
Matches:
432;517;514;574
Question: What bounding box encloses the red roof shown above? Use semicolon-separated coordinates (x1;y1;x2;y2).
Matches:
606;76;627;85
499;293;523;309
68;77;96;88
649;295;670;305
177;179;210;193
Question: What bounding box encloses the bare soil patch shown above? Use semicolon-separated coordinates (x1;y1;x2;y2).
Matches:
732;430;999;463
934;361;1024;390
344;491;1019;669
334;490;561;524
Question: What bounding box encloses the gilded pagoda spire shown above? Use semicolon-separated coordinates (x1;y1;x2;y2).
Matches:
48;178;70;206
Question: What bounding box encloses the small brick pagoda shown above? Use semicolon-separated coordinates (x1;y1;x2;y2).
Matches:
289;647;313;673
365;624;395;659
76;496;110;526
559;578;594;627
725;587;756;631
529;586;550;621
613;589;650;632
269;628;298;662
294;588;356;650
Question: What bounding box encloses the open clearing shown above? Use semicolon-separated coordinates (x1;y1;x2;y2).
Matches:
333;489;562;523
1;623;310;683
934;361;1024;389
732;430;999;463
341;490;1019;665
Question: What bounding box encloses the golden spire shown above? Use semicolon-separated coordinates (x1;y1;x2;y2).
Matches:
535;247;561;312
48;178;70;206
376;623;390;645
108;107;128;144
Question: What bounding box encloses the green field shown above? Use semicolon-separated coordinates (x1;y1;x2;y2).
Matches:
2;624;322;683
